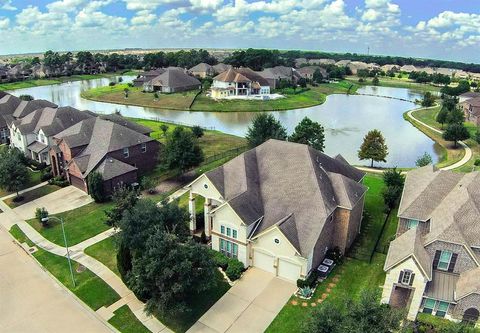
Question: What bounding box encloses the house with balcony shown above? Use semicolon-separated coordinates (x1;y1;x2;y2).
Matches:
186;139;367;282
210;67;270;99
381;166;480;324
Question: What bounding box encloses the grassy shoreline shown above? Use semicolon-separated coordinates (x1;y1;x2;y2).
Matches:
81;81;359;112
0;71;138;91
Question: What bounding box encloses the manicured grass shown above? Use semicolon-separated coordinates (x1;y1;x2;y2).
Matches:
82;84;199;110
154;269;231;333
266;253;387;333
346;76;441;92
0;72;125;91
3;184;60;208
376;208;399;254
32;248;120;310
191;82;358;112
348;173;388;261
9;224;35;247
108;305;150;333
84;237;120;277
176;191;205;214
0;169;43;198
26;201;114;246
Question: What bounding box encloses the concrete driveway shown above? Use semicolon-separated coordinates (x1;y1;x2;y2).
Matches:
13;186;93;220
188;268;296;333
0;229;113;333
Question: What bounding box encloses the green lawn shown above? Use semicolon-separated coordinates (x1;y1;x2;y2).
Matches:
3;184;60;208
266;253;387;333
26;201;114;246
33;248;120;310
84;236;120;277
0;72;126;91
348;174;388;261
346;76;441;93
0;169;42;198
82;84;199;110
191;82;358;112
154;269;230;333
176;191;205;214
9;224;35;247
108;305;151;333
376;208;399;254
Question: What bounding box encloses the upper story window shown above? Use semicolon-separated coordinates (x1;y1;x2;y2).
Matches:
123;147;129;158
438;250;453;271
141;143;147;153
406;219;419;229
220;225;237;239
398;269;415;286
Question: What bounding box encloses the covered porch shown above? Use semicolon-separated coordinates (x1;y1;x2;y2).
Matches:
187;190;220;238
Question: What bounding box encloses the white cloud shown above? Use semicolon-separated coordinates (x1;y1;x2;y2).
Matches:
0;17;9;29
0;0;16;11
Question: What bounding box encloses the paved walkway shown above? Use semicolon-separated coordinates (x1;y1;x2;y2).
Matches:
0;184;171;333
187;268;296;333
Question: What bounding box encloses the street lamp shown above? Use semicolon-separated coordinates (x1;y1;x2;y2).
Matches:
41;215;76;288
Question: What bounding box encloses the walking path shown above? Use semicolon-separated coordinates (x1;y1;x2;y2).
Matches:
0;184;172;333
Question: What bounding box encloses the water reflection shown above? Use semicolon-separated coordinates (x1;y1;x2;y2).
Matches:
8;76;439;167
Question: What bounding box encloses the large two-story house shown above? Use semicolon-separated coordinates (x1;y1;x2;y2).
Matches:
461;97;480;127
50;117;160;195
211;67;271;99
382;166;480;323
9;106;93;164
187;140;367;282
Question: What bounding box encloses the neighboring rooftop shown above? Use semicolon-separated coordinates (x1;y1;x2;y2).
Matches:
149;68;201;89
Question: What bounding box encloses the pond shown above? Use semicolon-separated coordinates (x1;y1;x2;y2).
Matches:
8;76;440;167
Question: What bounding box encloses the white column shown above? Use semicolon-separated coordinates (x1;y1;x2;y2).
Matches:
189;191;196;233
204;198;212;237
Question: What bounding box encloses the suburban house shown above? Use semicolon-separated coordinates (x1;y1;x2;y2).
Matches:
461;97;480;126
132;69;165;87
381;166;480;323
347;61;369;74
189;63;215;78
50;117;159;195
186;140;367;282
212;63;232;74
335;60;351;67
211;67;271;99
258;66;301;89
308;59;336;65
0;94;57;145
297;66;328;81
459;92;480;103
401;65;418;73
381;64;400;72
9;106;93;164
142;68;201;93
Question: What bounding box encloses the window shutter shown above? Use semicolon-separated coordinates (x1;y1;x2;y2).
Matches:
409;273;415;286
433;250;441;270
448;253;458;272
398;271;404;283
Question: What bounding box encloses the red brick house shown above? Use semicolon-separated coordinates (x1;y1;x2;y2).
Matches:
50;116;160;195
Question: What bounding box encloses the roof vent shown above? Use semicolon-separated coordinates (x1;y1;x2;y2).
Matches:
109;158;114;163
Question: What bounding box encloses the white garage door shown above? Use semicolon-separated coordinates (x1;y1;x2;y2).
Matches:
253;250;275;274
278;258;302;282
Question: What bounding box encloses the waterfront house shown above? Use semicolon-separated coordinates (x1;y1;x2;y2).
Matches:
142;68;201;93
189;63;215;78
211;67;270;99
257;66;301;89
296;66;327;81
186;140;367;282
461;97;480;126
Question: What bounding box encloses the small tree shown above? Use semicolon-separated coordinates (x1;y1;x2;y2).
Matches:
383;168;405;188
312;69;324;83
19;94;34;101
160;124;168;137
154;92;159;100
289;117;325;151
246;113;287;148
421;91;435;107
358;129;388;167
443;123;470;148
87;171;105;203
436;108;448;128
191;125;204;138
446;107;465;125
372;76;380;86
140;176;156;194
298;78;307;88
118;77;123;83
383;185;402;210
124;88;129;98
163;127;204;172
105;185;139;227
0;148;29;199
415;152;433;167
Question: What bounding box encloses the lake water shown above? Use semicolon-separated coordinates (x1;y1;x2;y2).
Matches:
8;75;440;167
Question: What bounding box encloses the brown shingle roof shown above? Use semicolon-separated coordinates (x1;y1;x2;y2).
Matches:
456;267;480;300
213;68;251;83
149;69;201;89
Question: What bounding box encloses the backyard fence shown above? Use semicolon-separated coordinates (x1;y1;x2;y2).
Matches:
148;116;215;131
202;145;248;165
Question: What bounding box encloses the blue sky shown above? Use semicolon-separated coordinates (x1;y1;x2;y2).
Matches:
0;0;479;63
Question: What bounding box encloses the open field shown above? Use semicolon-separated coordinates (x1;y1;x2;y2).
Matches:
346;75;442;93
81;81;359;112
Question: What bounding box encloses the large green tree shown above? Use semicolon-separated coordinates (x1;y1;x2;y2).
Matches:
0;148;29;198
163;127;204;172
246;113;287;148
358;129;388;167
443;123;470;148
87;171;105;203
289;117;325;151
105;185;138;227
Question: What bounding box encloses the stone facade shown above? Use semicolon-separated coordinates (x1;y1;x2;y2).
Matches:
425;240;477;274
452;294;480;320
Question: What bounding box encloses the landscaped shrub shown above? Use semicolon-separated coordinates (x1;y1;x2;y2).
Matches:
117;241;132;282
191;126;204;138
326;247;343;264
109;81;116;86
210;250;229;270
415;313;478;333
225;258;244;281
87;171;106;203
40;171;53;182
297;271;318;288
475;159;480;167
48;176;69;187
35;207;49;226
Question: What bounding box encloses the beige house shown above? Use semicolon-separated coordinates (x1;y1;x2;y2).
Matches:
461;97;480;126
187;140;367;282
210;68;270;99
189;63;215;78
382;166;480;323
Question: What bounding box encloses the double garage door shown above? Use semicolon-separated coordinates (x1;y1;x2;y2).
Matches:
253;249;302;282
